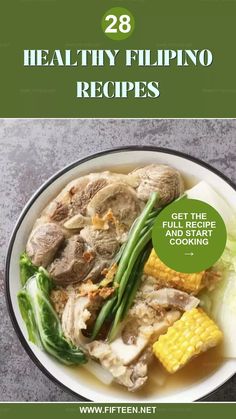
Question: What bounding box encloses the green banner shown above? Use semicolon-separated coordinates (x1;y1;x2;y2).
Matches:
0;403;236;419
0;0;236;117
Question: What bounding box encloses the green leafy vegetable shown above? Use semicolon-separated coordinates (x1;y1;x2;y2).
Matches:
18;263;87;365
18;289;41;345
19;252;38;286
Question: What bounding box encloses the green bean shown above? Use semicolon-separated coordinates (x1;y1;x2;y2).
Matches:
108;297;127;342
113;242;126;264
90;296;117;340
109;245;152;341
146;210;157;219
108;260;140;341
121;244;152;320
113;227;152;310
146;208;161;221
108;260;139;341
113;192;158;286
145;208;162;225
141;217;157;236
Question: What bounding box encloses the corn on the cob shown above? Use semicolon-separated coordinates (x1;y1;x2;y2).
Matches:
144;249;206;294
153;308;223;373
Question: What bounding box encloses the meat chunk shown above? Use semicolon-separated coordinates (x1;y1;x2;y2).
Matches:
47;202;70;223
83;260;110;282
109;331;150;366
128;302;181;344
147;288;200;311
80;226;119;259
26;223;64;267
63;214;91;230
70;178;108;216
62;293;103;348
41;176;106;226
87;308;180;391
136;275;163;298
26;171;141;286
86;183;142;234
132;164;184;206
87;341;150;391
43;176;106;224
42;171;138;225
128;348;153;391
122;319;140;345
48;235;95;285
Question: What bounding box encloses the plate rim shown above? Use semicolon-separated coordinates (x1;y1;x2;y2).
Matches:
4;145;236;402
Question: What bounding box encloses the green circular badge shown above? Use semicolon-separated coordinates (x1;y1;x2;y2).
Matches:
101;7;135;40
152;198;227;273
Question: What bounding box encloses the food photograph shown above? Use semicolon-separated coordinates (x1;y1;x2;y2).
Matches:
1;119;236;402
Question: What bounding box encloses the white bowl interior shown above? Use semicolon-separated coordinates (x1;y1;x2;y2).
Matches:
7;149;236;402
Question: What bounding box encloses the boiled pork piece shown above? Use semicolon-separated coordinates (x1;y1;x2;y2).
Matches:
62;293;103;348
48;235;96;285
63;214;91;230
87;341;152;391
41;171;138;226
109;310;180;365
87;310;180;391
80;226;119;259
128;349;153;391
26;223;64;267
146;288;200;311
43;176;107;224
131;164;184;206
26;172;140;281
86;183;142;234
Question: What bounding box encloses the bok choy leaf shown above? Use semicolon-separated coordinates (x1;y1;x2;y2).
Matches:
18;261;87;365
18;289;41;346
19;252;38;286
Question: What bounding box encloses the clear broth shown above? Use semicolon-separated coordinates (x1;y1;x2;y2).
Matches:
70;345;223;400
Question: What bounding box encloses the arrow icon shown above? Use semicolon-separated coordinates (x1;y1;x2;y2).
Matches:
185;252;194;256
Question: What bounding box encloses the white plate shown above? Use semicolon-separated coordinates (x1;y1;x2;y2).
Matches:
5;146;236;402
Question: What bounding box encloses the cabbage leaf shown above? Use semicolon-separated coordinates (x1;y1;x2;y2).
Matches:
18;261;87;365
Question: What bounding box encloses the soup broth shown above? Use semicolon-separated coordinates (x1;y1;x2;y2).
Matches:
70;345;223;400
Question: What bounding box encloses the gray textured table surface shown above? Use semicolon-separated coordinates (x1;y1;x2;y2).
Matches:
0;119;236;401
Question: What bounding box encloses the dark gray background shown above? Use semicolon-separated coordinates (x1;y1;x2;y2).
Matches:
0;119;236;401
